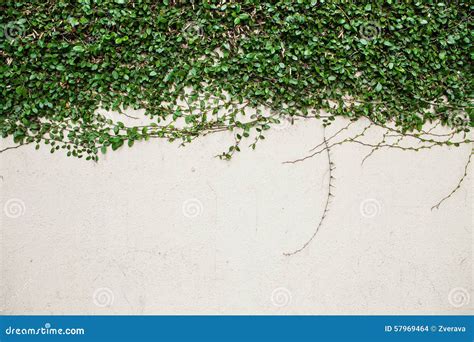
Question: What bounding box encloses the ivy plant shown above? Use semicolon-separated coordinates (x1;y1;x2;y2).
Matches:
1;0;472;161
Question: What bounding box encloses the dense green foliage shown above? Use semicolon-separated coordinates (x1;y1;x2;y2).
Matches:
1;1;472;160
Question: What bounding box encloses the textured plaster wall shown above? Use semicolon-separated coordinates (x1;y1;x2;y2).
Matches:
0;116;472;315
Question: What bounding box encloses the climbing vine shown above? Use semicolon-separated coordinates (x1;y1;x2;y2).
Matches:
1;0;472;161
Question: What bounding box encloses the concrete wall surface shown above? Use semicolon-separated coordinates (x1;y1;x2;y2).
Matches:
0;116;472;314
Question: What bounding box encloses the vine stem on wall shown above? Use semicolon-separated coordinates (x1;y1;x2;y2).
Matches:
0;142;31;154
431;148;473;211
284;131;335;256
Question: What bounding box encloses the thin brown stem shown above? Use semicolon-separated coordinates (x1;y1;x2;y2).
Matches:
284;130;334;256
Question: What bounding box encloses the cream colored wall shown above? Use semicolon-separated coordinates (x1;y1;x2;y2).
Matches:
0;117;472;314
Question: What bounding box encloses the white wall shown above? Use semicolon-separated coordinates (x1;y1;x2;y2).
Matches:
0;117;472;314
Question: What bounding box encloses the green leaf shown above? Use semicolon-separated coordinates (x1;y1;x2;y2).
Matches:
15;86;27;96
72;45;85;53
111;140;124;151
